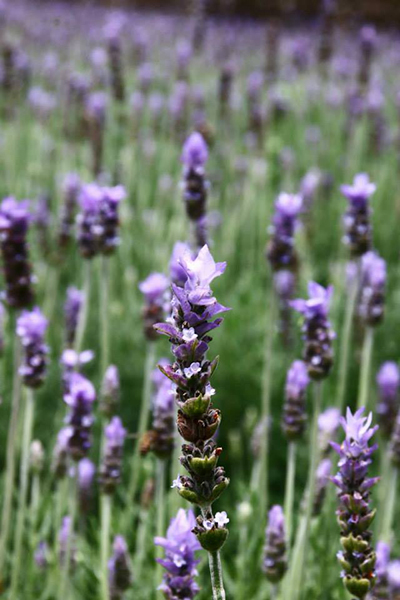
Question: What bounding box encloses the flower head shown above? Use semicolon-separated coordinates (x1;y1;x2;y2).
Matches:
340;173;376;208
181;132;208;171
139;272;169;304
290;281;333;318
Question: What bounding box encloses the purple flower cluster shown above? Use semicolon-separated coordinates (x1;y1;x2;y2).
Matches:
99;416;126;494
281;360;309;441
155;509;200;600
0;197;34;308
77;183;125;258
263;505;287;583
290;282;335;380
359;251;386;326
64;286;84;347
108;536;132;600
155;245;229;546
181;132;209;248
341;173;376;257
376;362;400;438
331;408;378;599
78;458;96;513
16;307;48;388
139;272;169;341
267;192;303;272
64;372;96;461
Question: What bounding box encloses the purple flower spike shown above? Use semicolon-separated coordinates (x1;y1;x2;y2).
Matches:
108;536;132;600
101;365;120;417
0;197;34;308
17;307;48;388
64;287;84;347
313;458;332;516
267;192;302;272
34;541;48;571
372;540;390;598
359;251;386;326
181;132;208;171
331;407;378;598
263;505;287;583
290;282;335;380
59;516;76;569
78;458;96;513
58;173;80;249
52;427;70;479
341;173;375;257
64;373;96;461
388;560;400;593
155;508;200;599
282;360;309;441
377;362;400;438
100;416;126;494
318;406;341;455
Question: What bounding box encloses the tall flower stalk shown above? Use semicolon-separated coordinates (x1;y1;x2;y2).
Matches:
10;308;48;598
154;245;230;600
0;197;34;581
337;174;376;413
331;408;378;599
288;282;334;599
181;132;209;250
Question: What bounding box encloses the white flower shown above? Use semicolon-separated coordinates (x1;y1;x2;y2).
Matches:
184;362;201;378
205;383;216;396
214;511;229;528
171;475;182;490
203;520;214;531
182;327;198;342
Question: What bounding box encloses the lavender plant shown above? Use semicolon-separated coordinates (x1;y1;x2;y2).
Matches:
155;245;230;599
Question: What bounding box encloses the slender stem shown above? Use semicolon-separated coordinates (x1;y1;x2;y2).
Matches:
288;382;322;600
270;584;278;600
357;327;374;411
336;265;359;414
134;506;151;582
258;288;276;513
208;550;226;600
283;442;297;547
0;323;21;578
10;388;35;598
30;473;40;531
59;474;77;600
54;478;68;558
380;465;398;544
155;459;166;590
127;342;156;502
99;256;110;379
74;261;92;355
100;494;112;600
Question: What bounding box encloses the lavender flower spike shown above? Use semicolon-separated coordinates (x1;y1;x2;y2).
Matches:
376;362;400;438
64;287;84;347
154;244;230;554
359;251;386;327
331;407;378;599
267;192;303;272
78;458;96;513
64;372;96;461
372;541;390;599
263;505;287;583
290;282;335;379
341;173;376;257
155;508;200;600
181;132;209;248
100;365;120;417
108;536;132;600
281;360;309;441
0;197;34;308
16;307;48;388
100;416;126;494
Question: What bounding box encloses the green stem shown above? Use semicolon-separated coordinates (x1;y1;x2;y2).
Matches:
54;477;68;560
283;442;297;547
288;382;322;600
155;459;166;592
74;261;92;355
208;550;226;600
30;473;40;531
127;342;156;503
59;474;77;600
100;494;112;600
258;288;276;514
380;465;398;544
337;265;359;414
357;327;374;411
99;256;110;379
10;388;35;598
0;324;21;580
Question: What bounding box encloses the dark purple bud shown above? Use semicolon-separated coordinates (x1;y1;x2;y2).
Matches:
108;536;132;600
16;307;48;388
